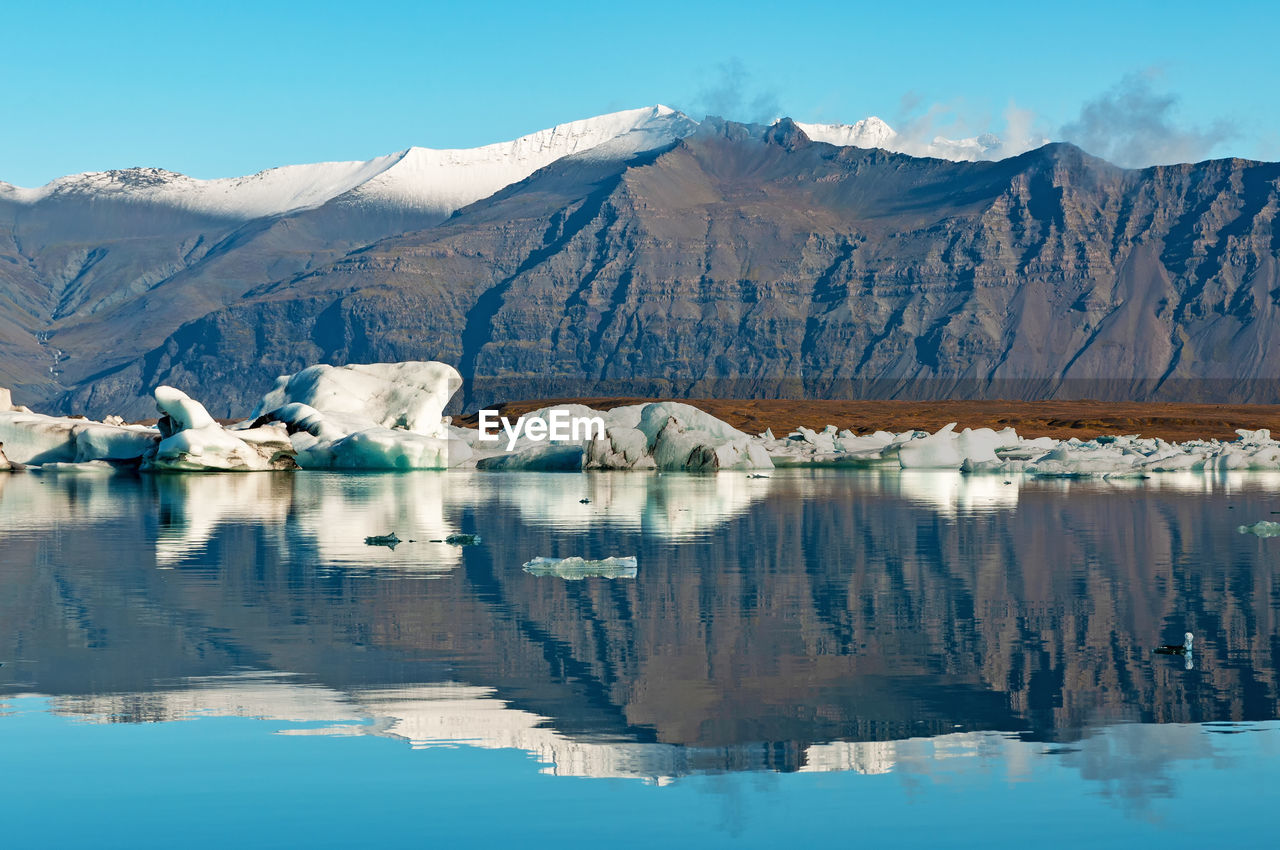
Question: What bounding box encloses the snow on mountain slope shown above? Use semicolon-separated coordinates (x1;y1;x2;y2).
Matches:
0;154;407;219
798;117;1038;161
795;117;897;149
0;106;1036;225
343;105;700;215
0;106;696;221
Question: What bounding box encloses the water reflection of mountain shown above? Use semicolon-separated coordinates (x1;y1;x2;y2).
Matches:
2;470;1279;774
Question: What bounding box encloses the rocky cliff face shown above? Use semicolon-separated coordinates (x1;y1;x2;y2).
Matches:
6;119;1280;417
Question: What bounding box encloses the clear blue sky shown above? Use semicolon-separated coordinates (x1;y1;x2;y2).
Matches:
2;0;1275;185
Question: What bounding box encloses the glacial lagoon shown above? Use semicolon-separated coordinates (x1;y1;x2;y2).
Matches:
3;468;1279;847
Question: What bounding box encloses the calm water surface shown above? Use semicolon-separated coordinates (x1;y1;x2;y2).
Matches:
2;469;1279;847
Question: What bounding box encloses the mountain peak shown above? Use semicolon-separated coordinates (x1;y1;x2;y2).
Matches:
764;118;812;151
796;116;896;150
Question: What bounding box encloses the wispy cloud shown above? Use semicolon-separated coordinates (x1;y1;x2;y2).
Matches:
1057;71;1235;167
688;58;781;124
880;97;1047;161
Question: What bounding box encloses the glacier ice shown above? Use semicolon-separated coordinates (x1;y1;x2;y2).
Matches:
475;444;586;471
1239;521;1280;538
636;402;773;471
147;386;296;472
252;362;462;470
0;408;158;465
464;401;770;471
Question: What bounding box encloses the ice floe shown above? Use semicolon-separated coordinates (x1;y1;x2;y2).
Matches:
1239;521;1280;538
0;409;158;466
465;401;771;471
757;421;1280;479
147;386;297;472
522;556;639;580
6;359;1280;479
250;362;463;470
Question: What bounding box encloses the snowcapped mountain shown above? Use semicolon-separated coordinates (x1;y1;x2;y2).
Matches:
0;105;698;221
795;117;897;149
798;117;1018;161
340;105;700;218
0;106;1037;225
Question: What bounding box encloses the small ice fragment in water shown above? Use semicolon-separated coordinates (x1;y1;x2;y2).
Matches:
442;533;481;546
522;556;638;580
748;473;769;478
364;532;401;549
1238;521;1280;537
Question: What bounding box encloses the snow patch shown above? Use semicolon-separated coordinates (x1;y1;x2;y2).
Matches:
2;106;696;220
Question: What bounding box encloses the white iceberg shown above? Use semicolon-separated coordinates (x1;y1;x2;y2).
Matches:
464;401;767;471
251;362;462;470
475;444;586;471
0;407;159;466
144;386;297;472
522;556;638;580
1239;521;1280;538
636;402;772;471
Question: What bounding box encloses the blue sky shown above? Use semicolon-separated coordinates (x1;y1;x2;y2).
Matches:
2;0;1275;185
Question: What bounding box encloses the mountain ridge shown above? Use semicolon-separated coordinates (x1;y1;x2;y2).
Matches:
4;113;1280;417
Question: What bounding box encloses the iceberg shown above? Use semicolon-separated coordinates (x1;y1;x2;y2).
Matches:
145;386;297;472
475;444;586;471
636;402;772;471
251;362;462;470
522;556;638;580
0;407;159;466
464;402;767;472
1239;521;1280;538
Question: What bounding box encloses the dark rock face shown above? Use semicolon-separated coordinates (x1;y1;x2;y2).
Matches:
6;120;1280;417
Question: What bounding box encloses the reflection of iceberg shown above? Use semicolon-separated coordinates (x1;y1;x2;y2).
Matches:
290;474;462;573
154;475;294;567
156;473;468;573
893;470;1021;515
478;472;770;540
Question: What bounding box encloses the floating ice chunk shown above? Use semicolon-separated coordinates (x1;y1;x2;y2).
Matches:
146;386;296;472
30;460;120;474
522;555;638;580
0;441;10;471
253;361;461;438
252;362;463;469
898;423;964;469
1239;521;1280;538
0;408;158;464
585;426;656;470
794;426;837;453
475;444;585;471
637;402;772;471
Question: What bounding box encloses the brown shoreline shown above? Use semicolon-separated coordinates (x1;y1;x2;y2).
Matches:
458;398;1280;442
